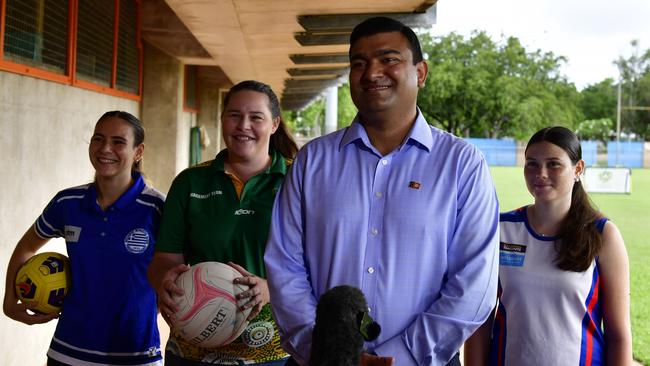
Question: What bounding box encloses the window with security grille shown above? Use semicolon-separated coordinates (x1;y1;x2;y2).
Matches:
116;0;139;94
3;0;69;73
75;0;114;86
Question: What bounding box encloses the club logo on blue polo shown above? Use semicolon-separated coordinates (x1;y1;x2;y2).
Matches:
124;228;150;254
500;242;527;267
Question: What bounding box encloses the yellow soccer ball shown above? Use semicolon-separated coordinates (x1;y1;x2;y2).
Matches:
15;252;71;314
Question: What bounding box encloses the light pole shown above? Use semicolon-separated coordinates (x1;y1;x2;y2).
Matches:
616;81;622;166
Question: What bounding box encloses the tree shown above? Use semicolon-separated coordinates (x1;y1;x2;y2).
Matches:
417;31;582;139
579;78;617;121
283;82;358;136
282;98;325;138
575;118;614;144
337;82;357;129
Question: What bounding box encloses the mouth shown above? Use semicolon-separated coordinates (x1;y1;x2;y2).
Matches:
233;135;255;141
97;157;117;164
363;84;391;92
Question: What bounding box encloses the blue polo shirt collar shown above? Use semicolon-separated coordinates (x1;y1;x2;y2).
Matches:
83;172;145;212
340;108;433;153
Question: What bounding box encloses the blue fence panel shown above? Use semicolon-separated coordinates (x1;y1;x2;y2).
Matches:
606;141;644;168
581;141;598;166
465;138;516;166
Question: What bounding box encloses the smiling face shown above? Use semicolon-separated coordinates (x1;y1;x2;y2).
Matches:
524;141;584;204
89;116;143;182
221;89;279;162
348;31;427;120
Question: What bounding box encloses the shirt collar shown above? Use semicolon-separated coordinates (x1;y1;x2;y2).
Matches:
213;148;287;176
340;108;433;153
84;172;145;212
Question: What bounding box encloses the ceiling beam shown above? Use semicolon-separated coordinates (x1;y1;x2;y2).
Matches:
297;6;436;33
290;53;349;65
294;32;350;46
287;67;349;77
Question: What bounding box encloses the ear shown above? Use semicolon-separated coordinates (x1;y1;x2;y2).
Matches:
575;159;584;179
134;143;145;163
416;60;428;88
271;117;281;134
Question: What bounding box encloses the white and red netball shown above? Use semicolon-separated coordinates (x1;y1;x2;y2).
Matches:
170;262;251;348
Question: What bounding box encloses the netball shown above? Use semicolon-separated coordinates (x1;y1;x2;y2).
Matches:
171;262;251;348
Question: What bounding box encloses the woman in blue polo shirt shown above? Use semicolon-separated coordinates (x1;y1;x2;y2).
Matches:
3;111;165;366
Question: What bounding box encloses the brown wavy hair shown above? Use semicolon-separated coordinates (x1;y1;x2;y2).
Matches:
526;126;603;272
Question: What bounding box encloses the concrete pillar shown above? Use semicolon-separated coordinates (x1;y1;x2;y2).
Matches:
197;84;221;161
141;42;185;193
324;85;338;134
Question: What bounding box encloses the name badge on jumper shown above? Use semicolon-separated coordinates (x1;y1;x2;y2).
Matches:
64;225;82;243
499;242;526;267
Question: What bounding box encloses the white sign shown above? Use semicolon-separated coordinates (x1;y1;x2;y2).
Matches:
583;167;631;194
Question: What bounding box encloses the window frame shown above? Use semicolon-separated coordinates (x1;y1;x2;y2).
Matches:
0;0;142;101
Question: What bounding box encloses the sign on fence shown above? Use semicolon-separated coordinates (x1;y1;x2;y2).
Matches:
582;167;631;194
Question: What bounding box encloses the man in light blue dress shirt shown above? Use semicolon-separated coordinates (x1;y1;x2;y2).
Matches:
264;17;500;366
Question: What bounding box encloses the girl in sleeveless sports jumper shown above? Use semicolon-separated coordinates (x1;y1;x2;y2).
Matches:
465;126;632;366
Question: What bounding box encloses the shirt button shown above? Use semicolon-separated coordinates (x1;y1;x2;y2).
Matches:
381;159;388;166
100;232;106;237
103;217;108;222
368;307;372;313
375;192;382;198
367;267;375;274
371;228;378;236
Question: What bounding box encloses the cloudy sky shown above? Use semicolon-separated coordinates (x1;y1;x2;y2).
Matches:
430;0;650;90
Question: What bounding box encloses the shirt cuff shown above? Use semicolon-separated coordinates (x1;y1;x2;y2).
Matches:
373;337;417;366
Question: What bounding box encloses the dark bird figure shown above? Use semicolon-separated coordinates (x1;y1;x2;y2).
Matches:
310;285;381;366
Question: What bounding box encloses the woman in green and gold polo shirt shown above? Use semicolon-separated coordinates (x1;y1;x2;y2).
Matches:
148;80;298;366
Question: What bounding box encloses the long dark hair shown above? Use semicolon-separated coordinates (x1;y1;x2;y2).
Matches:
96;111;144;173
526;126;602;272
223;80;298;159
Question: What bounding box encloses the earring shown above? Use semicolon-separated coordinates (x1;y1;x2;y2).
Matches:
574;176;580;182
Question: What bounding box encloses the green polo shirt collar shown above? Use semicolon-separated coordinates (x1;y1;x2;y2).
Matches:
211;148;287;176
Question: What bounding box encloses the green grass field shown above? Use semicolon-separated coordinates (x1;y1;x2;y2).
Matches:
491;167;650;365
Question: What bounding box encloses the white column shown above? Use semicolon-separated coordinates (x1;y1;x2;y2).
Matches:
324;85;338;134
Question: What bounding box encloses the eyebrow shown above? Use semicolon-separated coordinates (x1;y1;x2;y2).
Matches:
91;132;127;141
224;108;265;115
526;157;563;161
350;48;402;61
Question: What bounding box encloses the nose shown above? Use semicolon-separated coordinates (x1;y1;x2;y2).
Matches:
362;60;383;81
536;166;548;179
99;140;111;152
236;115;252;130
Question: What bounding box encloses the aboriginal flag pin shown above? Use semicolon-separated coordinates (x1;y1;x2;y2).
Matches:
408;181;421;189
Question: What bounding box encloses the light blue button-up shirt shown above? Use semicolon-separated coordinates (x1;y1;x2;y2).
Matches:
265;111;499;365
